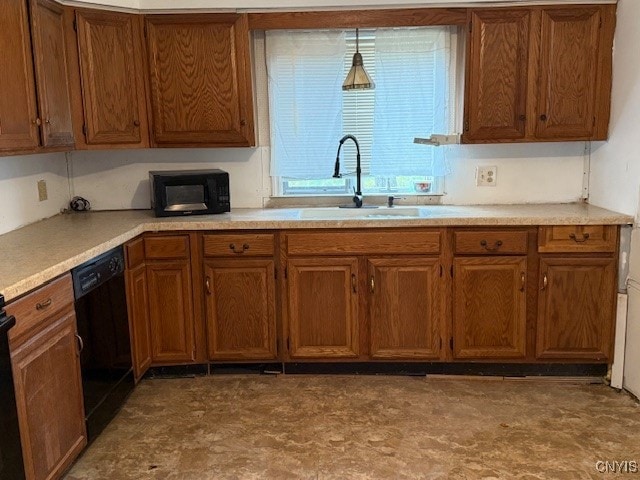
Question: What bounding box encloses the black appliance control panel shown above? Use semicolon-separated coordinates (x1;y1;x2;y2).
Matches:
71;247;125;300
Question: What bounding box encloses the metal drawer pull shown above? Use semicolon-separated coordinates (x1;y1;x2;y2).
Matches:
520;272;526;292
36;298;52;310
542;273;548;290
205;276;212;295
75;334;84;354
229;243;249;254
569;233;590;243
480;240;503;252
351;274;357;293
370;275;375;293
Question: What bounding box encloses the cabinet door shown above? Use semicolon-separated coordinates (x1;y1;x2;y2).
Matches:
537;257;616;360
76;10;148;145
453;257;527;359
535;7;601;139
29;0;74;148
11;311;86;480
464;9;530;142
368;258;441;359
125;263;152;381
287;257;359;359
0;0;40;151
145;14;255;146
204;259;276;360
147;260;196;363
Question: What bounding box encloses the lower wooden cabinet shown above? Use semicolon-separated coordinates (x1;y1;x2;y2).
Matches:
536;257;616;360
286;257;359;359
204;259;276;360
146;260;196;363
125;262;152;381
453;257;527;359
368;258;442;359
11;310;86;480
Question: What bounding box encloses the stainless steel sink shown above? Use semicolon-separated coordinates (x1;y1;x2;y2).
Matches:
298;206;423;219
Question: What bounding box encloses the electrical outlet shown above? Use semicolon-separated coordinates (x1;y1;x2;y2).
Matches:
37;179;48;201
476;166;497;187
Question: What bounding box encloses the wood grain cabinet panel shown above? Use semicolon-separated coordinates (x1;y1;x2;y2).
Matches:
538;225;617;253
76;10;148;146
464;9;530;141
453;257;527;359
204;259;276;360
287;257;359;359
11;310;87;480
368;258;441;360
125;263;152;381
537;257;616;360
145;14;255;146
29;0;74;148
536;7;602;140
0;0;40;152
146;260;196;363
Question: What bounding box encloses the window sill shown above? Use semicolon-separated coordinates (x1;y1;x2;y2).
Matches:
264;194;443;209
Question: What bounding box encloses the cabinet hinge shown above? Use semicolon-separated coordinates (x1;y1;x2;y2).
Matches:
464;119;469;132
450;337;454;351
599;17;602;28
82;124;88;136
593;116;597;127
73;19;77;32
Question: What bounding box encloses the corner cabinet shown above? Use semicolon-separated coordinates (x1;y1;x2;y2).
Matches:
145;14;255;147
0;0;74;154
463;4;616;143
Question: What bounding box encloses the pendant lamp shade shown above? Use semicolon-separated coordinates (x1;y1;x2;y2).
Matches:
342;29;374;91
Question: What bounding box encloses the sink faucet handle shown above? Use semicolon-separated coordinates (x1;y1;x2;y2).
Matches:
387;196;403;207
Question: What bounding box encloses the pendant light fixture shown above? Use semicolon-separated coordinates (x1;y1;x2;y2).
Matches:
342;28;374;91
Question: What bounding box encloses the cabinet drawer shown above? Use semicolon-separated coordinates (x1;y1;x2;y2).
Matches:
144;235;190;259
203;234;274;257
454;230;528;255
285;230;441;256
6;274;74;346
538;225;617;253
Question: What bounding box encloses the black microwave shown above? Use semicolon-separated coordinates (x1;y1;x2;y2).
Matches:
149;169;230;217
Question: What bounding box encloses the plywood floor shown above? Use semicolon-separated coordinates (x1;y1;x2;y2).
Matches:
65;375;640;479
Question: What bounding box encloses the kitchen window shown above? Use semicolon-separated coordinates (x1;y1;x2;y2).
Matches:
265;27;458;197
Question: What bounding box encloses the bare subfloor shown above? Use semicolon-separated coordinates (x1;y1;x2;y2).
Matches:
65;375;640;480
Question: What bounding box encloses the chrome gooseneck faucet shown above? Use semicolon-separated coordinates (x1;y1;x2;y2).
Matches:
333;134;363;208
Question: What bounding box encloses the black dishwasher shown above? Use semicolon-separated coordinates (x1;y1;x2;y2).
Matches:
0;295;26;480
72;246;135;443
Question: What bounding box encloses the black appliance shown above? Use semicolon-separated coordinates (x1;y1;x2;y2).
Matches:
72;247;135;442
0;295;26;480
149;169;230;217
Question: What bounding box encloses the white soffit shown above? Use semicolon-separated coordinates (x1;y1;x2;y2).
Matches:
58;0;616;14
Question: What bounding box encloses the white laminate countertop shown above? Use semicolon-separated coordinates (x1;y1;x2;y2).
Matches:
0;204;633;302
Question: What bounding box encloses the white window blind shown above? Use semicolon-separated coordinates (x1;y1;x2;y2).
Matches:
266;27;456;187
266;30;346;179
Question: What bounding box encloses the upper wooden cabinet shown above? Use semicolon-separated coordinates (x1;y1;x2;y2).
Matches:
30;0;75;148
0;0;74;153
463;5;615;143
145;14;255;147
73;10;149;147
464;9;530;142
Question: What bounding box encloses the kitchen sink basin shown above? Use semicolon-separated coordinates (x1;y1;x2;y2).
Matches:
298;206;424;219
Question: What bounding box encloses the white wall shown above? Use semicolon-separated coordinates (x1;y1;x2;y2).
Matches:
0;153;70;236
588;0;640;398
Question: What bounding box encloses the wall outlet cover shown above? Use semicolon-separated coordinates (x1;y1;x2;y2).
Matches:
37;179;48;202
476;166;497;187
